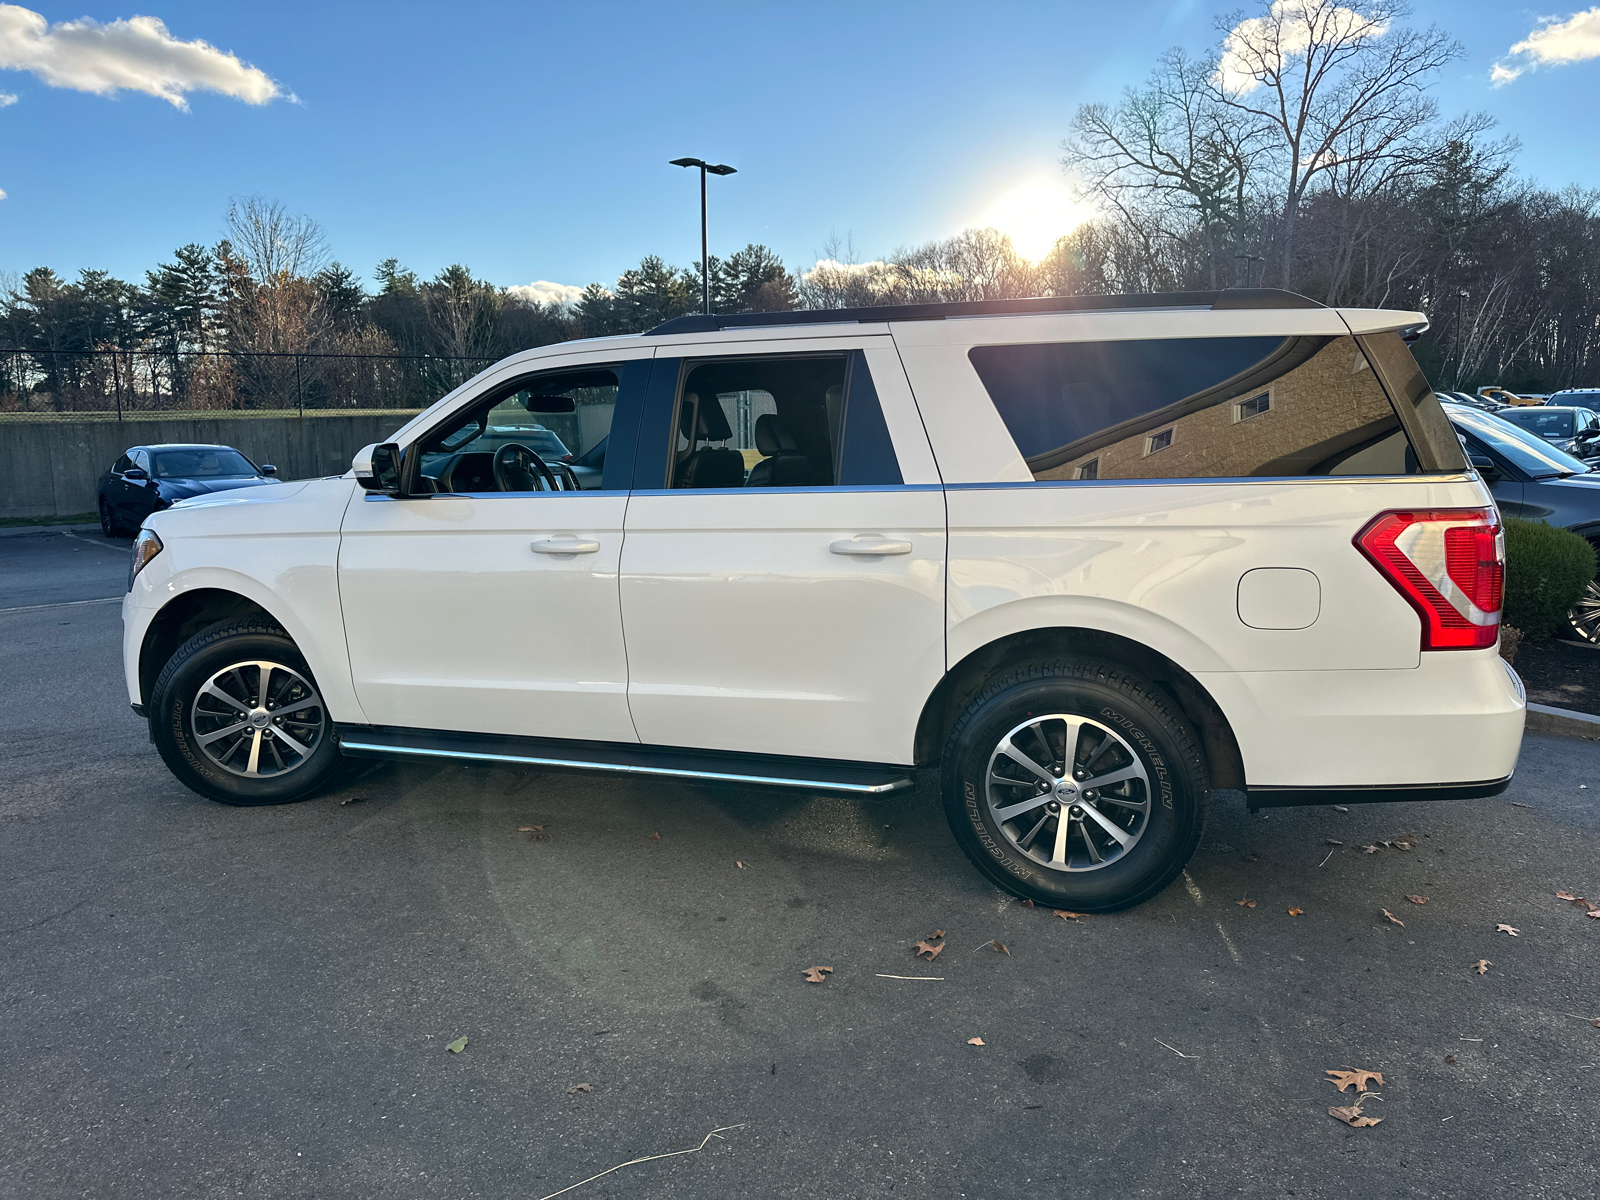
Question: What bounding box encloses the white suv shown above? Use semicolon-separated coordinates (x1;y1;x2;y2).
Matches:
122;289;1525;911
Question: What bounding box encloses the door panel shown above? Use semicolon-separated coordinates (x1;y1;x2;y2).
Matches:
339;492;637;741
619;487;946;762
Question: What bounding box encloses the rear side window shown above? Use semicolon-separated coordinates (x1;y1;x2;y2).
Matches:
969;335;1444;481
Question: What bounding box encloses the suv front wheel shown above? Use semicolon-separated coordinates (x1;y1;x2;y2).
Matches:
149;618;343;805
942;659;1208;911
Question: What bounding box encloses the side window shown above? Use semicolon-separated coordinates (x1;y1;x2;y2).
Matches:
969;335;1434;481
414;366;620;493
131;450;151;472
113;453;133;474
668;351;902;489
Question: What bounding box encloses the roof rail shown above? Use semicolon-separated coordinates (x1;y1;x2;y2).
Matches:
644;288;1323;336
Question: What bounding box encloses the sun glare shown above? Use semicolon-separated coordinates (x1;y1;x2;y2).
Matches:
981;181;1094;262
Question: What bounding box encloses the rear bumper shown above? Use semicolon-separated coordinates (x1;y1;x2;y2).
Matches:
1198;649;1525;791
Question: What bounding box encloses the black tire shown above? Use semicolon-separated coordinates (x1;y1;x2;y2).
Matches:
99;496;127;538
149;617;343;806
941;658;1208;912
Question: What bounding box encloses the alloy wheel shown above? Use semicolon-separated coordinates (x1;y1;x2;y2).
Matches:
1570;578;1600;643
984;714;1151;872
189;659;325;778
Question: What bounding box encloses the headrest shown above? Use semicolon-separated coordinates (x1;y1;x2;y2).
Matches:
754;413;800;457
678;392;734;443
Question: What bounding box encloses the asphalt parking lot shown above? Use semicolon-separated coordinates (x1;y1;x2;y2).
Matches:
3;528;1598;1199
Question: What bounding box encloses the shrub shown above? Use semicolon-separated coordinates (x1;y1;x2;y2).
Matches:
1502;518;1596;642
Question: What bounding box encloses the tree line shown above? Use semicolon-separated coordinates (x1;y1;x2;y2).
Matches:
4;0;1598;413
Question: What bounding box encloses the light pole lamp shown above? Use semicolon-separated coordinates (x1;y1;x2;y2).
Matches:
670;157;736;315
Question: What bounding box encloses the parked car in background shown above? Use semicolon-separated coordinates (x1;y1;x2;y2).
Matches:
1438;390;1505;412
123;289;1524;913
1546;388;1600;412
1478;387;1544;406
1493;405;1600;459
1443;401;1600;641
98;444;280;537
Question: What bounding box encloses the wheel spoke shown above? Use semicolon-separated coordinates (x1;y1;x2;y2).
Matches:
272;726;313;757
998;738;1058;787
197;719;250;746
1078;801;1133;847
1081;762;1145;791
1059;718;1083;777
245;729;263;775
1017;809;1052;851
256;664;273;709
202;683;250;714
270;695;321;718
992;792;1053;822
1092;793;1149;812
1050;807;1071;865
1077;818;1104;864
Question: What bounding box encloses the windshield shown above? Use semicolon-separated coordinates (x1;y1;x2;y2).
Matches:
1446;405;1590;477
1499;408;1575;439
152;448;258;479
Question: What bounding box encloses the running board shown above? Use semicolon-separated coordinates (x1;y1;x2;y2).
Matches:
334;725;916;796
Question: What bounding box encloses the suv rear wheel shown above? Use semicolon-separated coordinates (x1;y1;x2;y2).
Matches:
149;618;343;805
942;659;1207;911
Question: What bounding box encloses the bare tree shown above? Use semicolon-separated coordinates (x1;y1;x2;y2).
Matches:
224;195;329;284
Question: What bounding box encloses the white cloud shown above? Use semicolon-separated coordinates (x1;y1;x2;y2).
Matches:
802;258;899;293
0;186;7;199
0;4;281;109
0;90;15;106
1216;0;1388;95
508;280;585;308
1492;8;1600;86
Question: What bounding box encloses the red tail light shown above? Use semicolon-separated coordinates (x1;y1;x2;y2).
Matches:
1355;509;1503;650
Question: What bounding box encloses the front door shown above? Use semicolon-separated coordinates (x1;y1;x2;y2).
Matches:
618;339;946;765
338;353;650;741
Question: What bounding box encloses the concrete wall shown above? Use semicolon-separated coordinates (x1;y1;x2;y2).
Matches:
0;412;419;520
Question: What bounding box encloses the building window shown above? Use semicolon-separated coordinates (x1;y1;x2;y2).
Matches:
1143;428;1173;456
1233;390;1272;422
1076;458;1099;480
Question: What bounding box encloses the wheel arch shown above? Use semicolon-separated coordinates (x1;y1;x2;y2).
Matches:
913;626;1246;790
138;588;283;709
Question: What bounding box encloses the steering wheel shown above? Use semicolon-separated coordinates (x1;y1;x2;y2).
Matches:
493;443;562;492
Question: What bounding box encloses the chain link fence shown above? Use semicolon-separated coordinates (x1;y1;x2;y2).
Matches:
0;348;503;421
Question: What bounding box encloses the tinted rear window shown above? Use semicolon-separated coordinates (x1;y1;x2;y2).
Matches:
969;335;1432;481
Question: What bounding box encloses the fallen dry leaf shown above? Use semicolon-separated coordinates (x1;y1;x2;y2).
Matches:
340;795;366;806
1362;844;1383;854
1444;1054;1456;1064
647;832;661;843
1326;839;1344;845
913;939;946;961
566;1083;593;1096
1556;890;1578;902
802;966;833;984
1020;899;1035;909
519;825;548;841
1328;1105;1383;1128
1288;907;1304;917
1053;910;1086;921
1474;959;1491;975
735;861;746;869
1236;897;1256;908
966;1037;985;1046
1591;1017;1600;1029
1406;895;1429;905
1381;909;1405;927
1390;834;1419;851
1333;804;1350;812
1496;923;1520;936
1326;1069;1385;1093
986;940;1010;955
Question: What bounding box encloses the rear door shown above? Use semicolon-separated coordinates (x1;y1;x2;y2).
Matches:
618;335;945;764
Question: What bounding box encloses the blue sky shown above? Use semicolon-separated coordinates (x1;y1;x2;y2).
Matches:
2;1;1598;296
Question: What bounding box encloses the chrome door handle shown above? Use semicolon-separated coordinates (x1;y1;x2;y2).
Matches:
830;536;912;556
531;537;600;554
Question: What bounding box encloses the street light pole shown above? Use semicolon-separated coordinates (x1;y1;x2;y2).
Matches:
670;157;736;315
